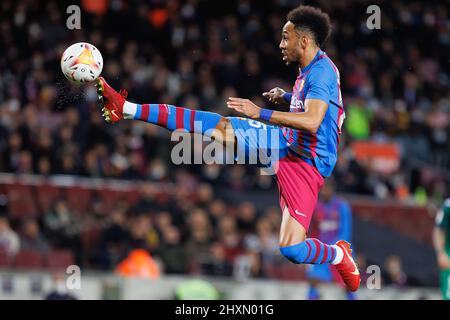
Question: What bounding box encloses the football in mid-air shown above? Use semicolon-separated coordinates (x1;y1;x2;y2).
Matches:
60;42;103;84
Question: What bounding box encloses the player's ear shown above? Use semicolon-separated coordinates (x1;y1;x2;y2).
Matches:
300;34;308;49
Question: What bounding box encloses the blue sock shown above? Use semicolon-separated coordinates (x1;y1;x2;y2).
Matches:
346;291;357;300
308;286;320;300
279;238;340;264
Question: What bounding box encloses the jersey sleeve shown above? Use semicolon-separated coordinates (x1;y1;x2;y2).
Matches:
305;64;335;103
282;92;292;103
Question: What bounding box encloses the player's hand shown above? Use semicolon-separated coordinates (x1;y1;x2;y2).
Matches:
437;251;450;270
262;87;287;105
227;97;261;119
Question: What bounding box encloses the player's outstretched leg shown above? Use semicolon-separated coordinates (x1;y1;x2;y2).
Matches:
96;77;234;144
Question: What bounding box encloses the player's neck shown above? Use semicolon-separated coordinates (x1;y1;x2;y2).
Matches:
299;47;320;70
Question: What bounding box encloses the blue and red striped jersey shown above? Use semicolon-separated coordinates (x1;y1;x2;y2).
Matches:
313;196;352;244
282;49;345;177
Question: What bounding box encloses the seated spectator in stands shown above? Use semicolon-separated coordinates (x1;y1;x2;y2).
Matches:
128;214;159;251
156;226;189;274
96;208;131;269
45;273;77;300
382;255;408;287
0;216;20;257
187;209;213;240
200;242;233;277
134;182;161;214
115;248;161;279
217;216;242;262
232;247;266;279
154;211;173;235
81;197;109;230
20;219;50;254
244;216;279;267
208;199;228;230
195;183;215;209
248;250;264;278
263;206;282;233
236;201;258;234
42;199;81;252
186;212;214;272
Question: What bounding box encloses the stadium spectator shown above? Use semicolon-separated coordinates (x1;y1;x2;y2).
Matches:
0;216;20;257
19;219;50;254
115;248;161;279
199;242;233;277
44;273;77;300
382;255;409;287
244;216;279;269
156;225;189;274
95;207;131;270
216;215;243;263
42;199;81;250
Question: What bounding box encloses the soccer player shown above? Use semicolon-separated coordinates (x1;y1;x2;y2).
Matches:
433;198;450;300
96;5;360;291
306;178;356;299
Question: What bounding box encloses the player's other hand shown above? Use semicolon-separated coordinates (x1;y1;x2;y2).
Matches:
227;97;261;119
437;251;450;270
262;87;286;105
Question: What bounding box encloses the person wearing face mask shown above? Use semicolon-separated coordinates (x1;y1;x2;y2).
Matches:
45;273;77;300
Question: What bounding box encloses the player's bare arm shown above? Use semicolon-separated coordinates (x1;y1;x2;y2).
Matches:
227;97;328;133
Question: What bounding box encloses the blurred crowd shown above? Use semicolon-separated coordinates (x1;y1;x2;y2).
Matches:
0;0;449;278
0;181;285;277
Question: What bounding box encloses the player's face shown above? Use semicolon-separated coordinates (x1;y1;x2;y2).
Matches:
279;22;302;65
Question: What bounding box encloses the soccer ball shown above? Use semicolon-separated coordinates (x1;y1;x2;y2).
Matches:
60;42;103;84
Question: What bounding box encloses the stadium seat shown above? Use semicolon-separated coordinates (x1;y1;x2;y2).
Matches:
5;183;38;219
80;227;103;252
35;183;61;213
124;188;142;206
96;187;122;212
14;250;45;269
277;263;306;281
0;248;12;268
65;186;92;215
46;250;75;270
224;247;244;263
